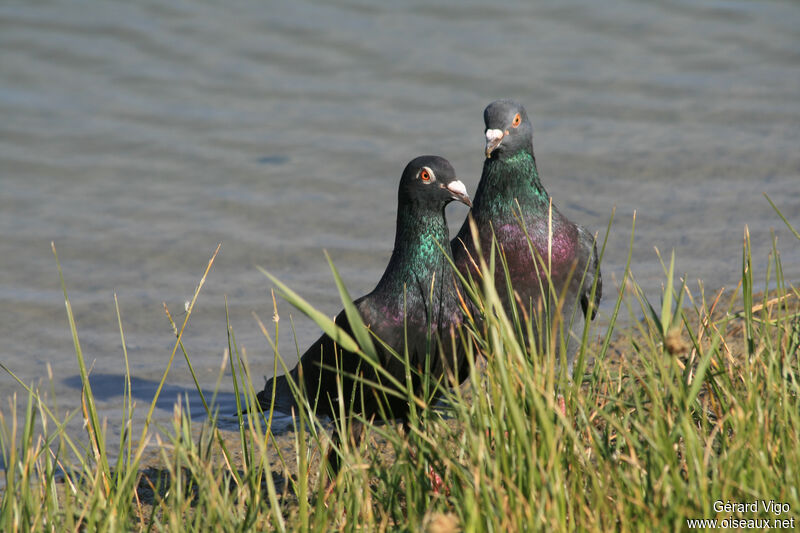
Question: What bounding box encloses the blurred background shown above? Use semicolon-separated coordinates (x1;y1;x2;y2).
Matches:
1;0;799;444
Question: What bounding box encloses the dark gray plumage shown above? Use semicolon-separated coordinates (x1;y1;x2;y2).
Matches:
451;100;601;372
258;155;471;470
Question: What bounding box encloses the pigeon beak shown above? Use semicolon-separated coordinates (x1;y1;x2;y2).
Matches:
445;180;472;207
485;128;505;158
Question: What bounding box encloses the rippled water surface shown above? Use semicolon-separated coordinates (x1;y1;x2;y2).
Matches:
2;0;799;450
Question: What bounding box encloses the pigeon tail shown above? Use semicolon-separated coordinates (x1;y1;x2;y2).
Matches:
256;371;299;417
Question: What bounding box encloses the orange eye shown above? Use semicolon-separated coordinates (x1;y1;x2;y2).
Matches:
420;169;431;181
512;113;521;128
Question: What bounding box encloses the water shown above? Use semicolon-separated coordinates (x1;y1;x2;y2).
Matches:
2;0;799;454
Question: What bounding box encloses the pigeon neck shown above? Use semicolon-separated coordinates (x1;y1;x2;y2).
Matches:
474;150;549;220
376;206;452;295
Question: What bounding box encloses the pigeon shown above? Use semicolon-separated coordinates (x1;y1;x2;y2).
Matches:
258;155;472;471
451;100;601;372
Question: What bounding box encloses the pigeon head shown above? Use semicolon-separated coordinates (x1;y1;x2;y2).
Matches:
483;99;533;159
399;155;472;209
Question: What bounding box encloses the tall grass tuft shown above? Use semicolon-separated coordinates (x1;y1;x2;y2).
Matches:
1;202;799;531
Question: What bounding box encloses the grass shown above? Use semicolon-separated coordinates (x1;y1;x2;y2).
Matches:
1;198;799;532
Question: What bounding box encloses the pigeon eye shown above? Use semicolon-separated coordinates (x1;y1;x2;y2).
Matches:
420;168;432;182
511;113;521;128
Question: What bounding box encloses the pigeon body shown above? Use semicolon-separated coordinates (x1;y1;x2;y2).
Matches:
452;100;601;369
258;156;471;465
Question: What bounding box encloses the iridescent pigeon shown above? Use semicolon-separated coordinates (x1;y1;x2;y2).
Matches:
258;155;471;470
451;100;601;372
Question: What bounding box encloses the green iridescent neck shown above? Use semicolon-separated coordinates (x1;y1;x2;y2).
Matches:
473;150;549;220
375;206;452;295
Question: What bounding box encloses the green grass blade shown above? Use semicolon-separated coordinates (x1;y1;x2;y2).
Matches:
258;266;361;354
